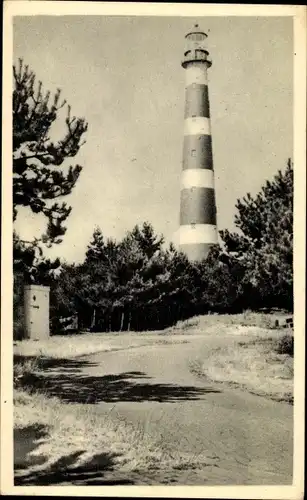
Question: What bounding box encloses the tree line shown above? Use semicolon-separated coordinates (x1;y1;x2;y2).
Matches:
49;158;293;334
13;61;293;336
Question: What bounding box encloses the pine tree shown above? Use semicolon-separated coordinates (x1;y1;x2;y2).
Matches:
195;246;244;313
130;222;164;260
13;59;88;245
71;223;166;331
13;231;60;284
220;160;293;310
85;227;105;263
50;263;84;332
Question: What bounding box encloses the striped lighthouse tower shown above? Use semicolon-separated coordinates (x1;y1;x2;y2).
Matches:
179;25;218;261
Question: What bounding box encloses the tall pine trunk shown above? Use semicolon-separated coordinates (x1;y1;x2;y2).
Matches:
90;308;96;331
120;311;124;332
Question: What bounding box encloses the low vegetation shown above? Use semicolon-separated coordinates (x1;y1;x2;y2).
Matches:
275;333;294;357
14;332;188;359
15;389;213;484
170;310;291;333
190;331;294;404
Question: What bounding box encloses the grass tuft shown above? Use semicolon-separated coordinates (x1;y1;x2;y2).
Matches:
14;356;40;388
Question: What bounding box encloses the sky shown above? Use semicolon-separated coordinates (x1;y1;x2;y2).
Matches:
13;15;293;263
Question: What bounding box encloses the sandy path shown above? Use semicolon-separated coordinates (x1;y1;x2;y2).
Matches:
80;335;293;485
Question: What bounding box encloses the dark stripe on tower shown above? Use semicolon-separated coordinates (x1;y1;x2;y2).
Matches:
182;134;213;170
180;187;217;225
179;243;213;262
184;84;210;119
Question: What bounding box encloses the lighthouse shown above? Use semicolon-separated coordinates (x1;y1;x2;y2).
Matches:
179;25;218;261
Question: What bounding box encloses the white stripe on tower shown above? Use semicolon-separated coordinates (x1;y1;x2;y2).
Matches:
184;117;211;136
178;224;218;244
181;169;215;189
185;65;208;86
179;26;218;262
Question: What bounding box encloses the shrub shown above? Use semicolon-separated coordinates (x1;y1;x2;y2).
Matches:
275;334;294;357
13;356;39;389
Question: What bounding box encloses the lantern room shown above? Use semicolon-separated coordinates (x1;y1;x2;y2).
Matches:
182;24;212;68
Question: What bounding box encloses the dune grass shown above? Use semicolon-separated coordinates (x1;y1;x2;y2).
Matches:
14;388;216;484
190;332;294;404
171;310;290;333
14;332;188;360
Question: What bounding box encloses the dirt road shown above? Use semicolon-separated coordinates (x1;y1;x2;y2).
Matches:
79;334;293;485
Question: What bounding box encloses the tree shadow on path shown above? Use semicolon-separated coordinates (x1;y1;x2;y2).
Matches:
15;449;134;485
14;421;133;486
15;355;221;404
14;424;49;470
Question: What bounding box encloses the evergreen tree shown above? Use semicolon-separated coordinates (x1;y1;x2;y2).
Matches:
50;262;84;333
13;231;60;284
195;246;244;313
64;223;167;331
130;222;164;260
85;227;106;263
220;159;293;310
13;59;88;245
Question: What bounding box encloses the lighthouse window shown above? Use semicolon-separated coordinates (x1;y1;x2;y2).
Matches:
191;149;196;157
